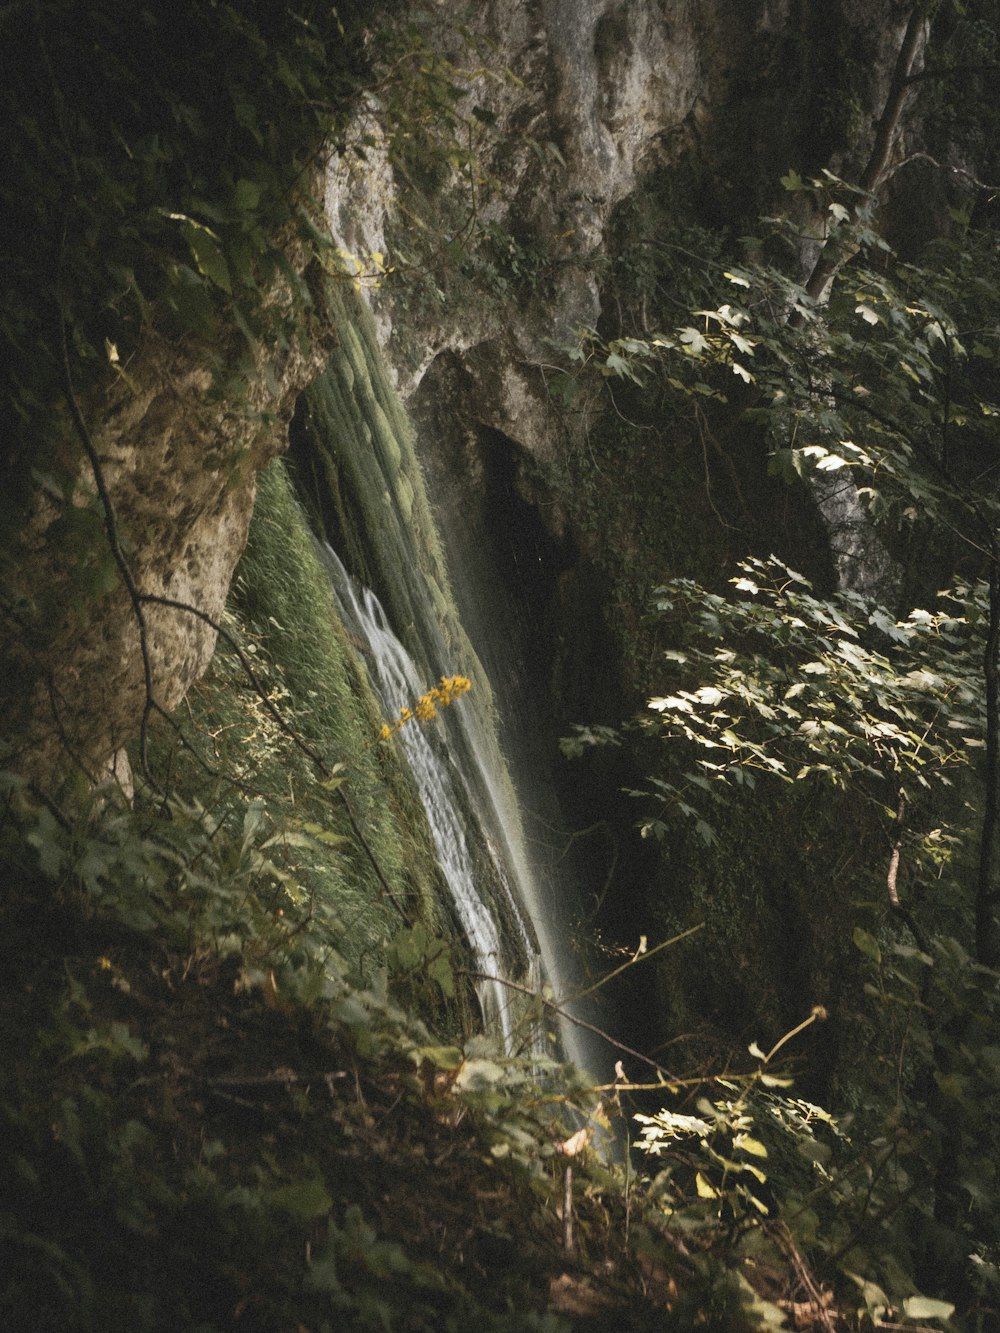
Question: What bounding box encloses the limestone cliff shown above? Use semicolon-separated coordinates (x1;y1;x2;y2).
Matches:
1;267;337;791
329;1;914;442
0;0;966;795
0;0;374;793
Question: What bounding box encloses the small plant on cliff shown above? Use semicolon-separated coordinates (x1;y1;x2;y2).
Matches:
378;675;472;739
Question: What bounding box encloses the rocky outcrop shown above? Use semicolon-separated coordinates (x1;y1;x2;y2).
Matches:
0;0;926;792
329;0;711;413
328;0;910;419
2;264;337;792
323;0;919;620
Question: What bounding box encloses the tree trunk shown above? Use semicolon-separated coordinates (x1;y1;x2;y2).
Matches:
795;0;938;313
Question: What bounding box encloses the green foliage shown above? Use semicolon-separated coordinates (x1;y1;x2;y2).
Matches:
360;18;517;314
630;1001;990;1323
470;219;557;302
8;4;1000;1325
853;930;1000;1298
1;775;801;1332
0;1;383;510
618;557;984;849
558;153;1000;1323
569;185;1000;576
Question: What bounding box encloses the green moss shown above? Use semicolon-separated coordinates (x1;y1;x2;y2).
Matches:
167;459;458;989
179;279;542;998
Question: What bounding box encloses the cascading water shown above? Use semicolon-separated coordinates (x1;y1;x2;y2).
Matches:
321;544;539;1052
289;286;606;1076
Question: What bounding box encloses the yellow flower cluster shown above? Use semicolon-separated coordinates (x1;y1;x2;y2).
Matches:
378;675;472;741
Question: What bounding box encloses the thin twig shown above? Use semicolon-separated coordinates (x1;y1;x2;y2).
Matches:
36;380;411;925
859;2;939;198
203;1070;347;1089
883;780;931;974
337;785;414;925
140;594;330;767
463;970;680;1082
886;788;905;908
27;782;73;833
770;1221;837;1333
59;310;159;781
562;1165;574;1254
574;923;704;1001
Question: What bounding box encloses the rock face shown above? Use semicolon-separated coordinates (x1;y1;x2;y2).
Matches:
329;2;938;634
331;2;905;364
327;0;913;505
2;0;919;790
331;0;710;412
2;274;337;792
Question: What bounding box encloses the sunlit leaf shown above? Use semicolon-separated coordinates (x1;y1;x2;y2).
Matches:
902;1296;955;1322
733;1132;768;1158
695;1171;719;1198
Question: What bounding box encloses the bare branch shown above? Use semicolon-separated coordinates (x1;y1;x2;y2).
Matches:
59;310;159;781
884;788;930;951
889;150;1000;194
886;788;905;909
859;1;939;197
463;970;680;1082
977;546;1000;967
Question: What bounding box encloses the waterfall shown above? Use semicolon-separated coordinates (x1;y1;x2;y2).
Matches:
290;286;606;1076
321;544;539;1051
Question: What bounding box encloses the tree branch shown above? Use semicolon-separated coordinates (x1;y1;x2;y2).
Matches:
886;787;905;909
889;150;1000;194
859;1;939;197
794;1;939;316
883;787;927;950
977;542;1000;967
463;970;680;1082
59;310;158;779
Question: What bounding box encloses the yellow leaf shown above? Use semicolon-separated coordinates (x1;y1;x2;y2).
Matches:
733;1133;769;1158
557;1127;591;1157
695;1171;719;1199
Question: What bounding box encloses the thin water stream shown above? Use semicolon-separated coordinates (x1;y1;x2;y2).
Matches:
321;544;539;1051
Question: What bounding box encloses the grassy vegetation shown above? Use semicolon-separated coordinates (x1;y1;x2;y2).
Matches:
165;458;470;996
0;777;618;1331
6;747;974;1329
